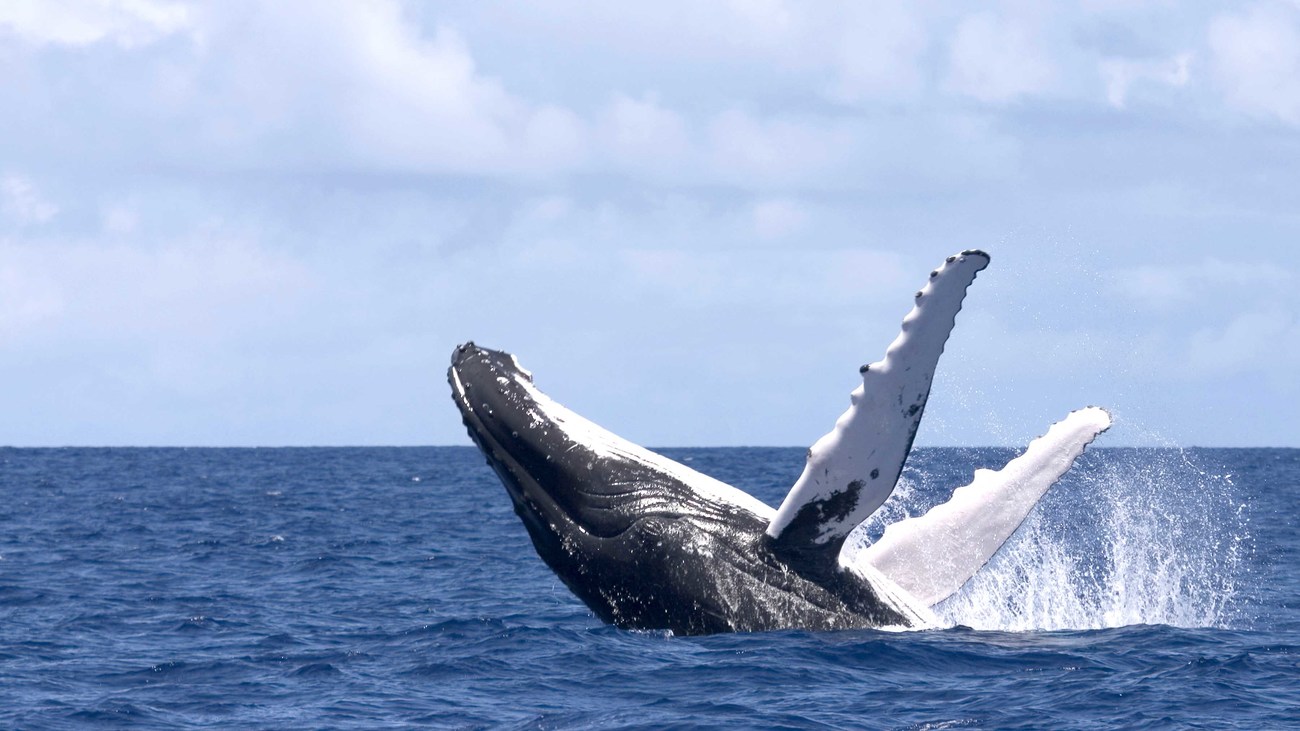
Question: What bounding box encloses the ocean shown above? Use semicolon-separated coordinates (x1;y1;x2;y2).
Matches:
1;446;1296;729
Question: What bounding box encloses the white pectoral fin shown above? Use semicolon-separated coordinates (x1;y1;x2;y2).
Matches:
861;406;1112;607
765;251;990;562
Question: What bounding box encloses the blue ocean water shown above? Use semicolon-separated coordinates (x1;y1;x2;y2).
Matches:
1;446;1297;729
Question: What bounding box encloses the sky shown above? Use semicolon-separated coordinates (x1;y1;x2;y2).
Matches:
1;1;1299;448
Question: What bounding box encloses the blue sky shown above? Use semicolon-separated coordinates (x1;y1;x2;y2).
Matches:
2;1;1298;447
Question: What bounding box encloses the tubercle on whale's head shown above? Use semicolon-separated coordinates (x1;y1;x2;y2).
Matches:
447;342;547;468
451;341;534;381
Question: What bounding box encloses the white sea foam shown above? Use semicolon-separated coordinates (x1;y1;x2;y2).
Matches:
849;448;1250;631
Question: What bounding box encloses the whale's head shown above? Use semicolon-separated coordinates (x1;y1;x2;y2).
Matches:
448;343;683;552
448;342;579;538
447;342;777;630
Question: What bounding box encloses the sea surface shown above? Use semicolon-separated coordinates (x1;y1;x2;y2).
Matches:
1;446;1297;729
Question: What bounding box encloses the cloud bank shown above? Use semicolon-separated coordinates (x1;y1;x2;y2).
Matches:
2;1;1298;446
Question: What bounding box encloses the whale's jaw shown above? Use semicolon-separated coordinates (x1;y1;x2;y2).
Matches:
449;342;747;540
448;343;572;550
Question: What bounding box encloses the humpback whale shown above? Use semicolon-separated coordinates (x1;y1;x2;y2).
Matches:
448;250;1111;634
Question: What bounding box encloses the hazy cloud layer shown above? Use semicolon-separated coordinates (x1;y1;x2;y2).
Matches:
2;1;1298;447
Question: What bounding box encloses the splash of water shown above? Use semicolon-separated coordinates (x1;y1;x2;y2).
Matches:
850;448;1251;631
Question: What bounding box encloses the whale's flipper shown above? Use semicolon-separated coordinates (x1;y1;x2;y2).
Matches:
765;251;990;569
861;406;1112;607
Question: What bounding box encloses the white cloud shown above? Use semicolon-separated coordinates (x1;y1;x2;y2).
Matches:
17;2;593;176
1;174;57;225
1111;258;1288;310
1111;266;1188;308
705;109;859;186
0;248;62;338
724;0;797;42
465;1;807;65
1208;3;1300;124
520;104;588;172
313;11;587;174
441;1;935;105
1186;309;1300;377
1099;52;1192;108
0;236;313;346
338;17;518;162
827;3;929;101
598;93;691;173
946;12;1057;103
0;3;1058;186
101;204;139;235
751;198;807;240
0;0;191;48
623;247;906;309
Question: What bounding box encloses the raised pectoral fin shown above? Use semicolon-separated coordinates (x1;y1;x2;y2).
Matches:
861;406;1112;607
764;251;990;567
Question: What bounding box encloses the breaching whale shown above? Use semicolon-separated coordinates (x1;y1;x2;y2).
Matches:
448;250;1111;634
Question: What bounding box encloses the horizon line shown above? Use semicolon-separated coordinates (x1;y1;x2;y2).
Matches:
2;444;1295;450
